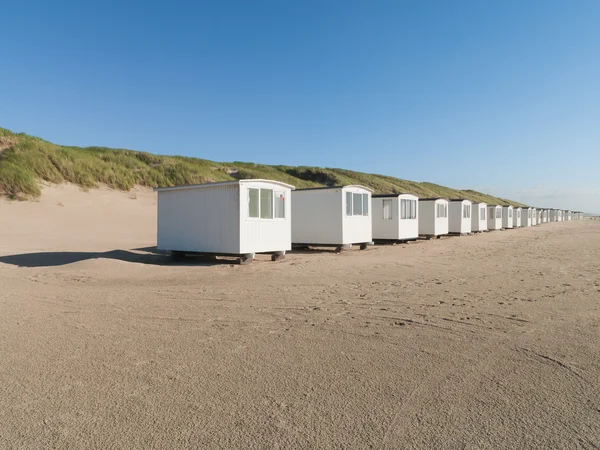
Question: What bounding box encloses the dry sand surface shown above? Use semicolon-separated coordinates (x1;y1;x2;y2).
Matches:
1;184;599;449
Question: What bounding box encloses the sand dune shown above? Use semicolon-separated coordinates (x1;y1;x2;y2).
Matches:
1;185;599;448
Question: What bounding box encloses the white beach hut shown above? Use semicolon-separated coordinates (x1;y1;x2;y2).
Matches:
155;179;294;264
502;205;514;229
531;208;537;226
487;205;503;230
291;185;373;251
418;198;449;238
536;209;543;224
448;199;472;235
471;202;488;232
372;193;419;242
513;207;522;227
520;207;532;227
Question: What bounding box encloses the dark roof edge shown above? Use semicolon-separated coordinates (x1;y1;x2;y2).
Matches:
372;193;417;198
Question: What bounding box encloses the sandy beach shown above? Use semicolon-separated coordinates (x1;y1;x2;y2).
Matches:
1;184;599;449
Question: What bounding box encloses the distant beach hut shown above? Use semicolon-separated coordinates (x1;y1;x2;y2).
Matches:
372;193;419;242
531;208;538;226
471;202;488;232
291;185;373;251
513;207;522;227
448;199;472;235
418;198;449;238
520;207;532;227
536;209;543;224
487;205;503;230
155;179;294;264
502;205;514;229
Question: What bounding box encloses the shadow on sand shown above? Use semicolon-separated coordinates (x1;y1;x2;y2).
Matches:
0;247;235;268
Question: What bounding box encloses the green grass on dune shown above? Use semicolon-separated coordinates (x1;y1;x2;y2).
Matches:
0;127;527;206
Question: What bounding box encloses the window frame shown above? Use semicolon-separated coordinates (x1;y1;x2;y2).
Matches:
247;186;286;221
382;199;393;220
436;203;447;219
463;204;471;219
248;188;260;219
274;190;286;219
346;191;370;217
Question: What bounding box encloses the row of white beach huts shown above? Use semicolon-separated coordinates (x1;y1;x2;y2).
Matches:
155;180;584;264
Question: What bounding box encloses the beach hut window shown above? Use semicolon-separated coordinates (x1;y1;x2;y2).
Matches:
383;199;393;220
346;192;353;216
463;204;471;219
274;191;285;219
496;208;502;219
249;188;260;218
508;209;513;218
260;188;274;219
481;207;486;219
518;210;521;218
353;193;363;216
346;192;369;216
528;210;531;218
436;203;447;218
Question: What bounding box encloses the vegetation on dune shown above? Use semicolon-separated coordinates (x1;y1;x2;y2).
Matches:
0;127;527;206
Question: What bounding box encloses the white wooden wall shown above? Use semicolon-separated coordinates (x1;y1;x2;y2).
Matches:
513;208;522;227
449;201;472;233
372;194;419;240
239;181;293;254
471;203;488;232
521;208;532;227
487;206;502;230
157;184;240;254
342;187;372;245
419;200;449;236
502;206;514;229
292;189;343;245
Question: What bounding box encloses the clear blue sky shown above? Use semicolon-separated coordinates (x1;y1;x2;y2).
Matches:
2;0;599;211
